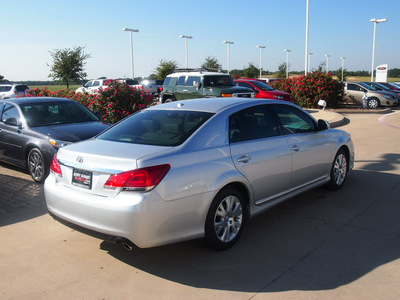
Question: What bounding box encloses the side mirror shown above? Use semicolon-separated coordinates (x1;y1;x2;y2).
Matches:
4;117;18;126
317;119;330;131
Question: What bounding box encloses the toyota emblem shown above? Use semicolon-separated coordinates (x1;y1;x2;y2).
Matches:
76;156;84;163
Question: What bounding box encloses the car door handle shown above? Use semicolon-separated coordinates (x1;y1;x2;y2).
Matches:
291;145;300;152
237;155;251;163
182;89;188;92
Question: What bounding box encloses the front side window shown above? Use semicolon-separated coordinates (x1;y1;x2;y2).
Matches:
186;76;201;86
1;104;21;123
229;105;279;143
0;86;12;92
272;104;316;134
98;110;213;146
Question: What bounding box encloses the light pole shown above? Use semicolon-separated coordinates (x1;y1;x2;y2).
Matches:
122;28;139;79
179;35;192;69
308;52;313;73
305;0;310;75
284;49;291;78
257;45;265;78
370;18;387;82
325;54;331;73
223;41;234;73
340;56;346;82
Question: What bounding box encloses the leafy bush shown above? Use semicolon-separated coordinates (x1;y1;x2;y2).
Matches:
26;80;153;123
271;72;343;108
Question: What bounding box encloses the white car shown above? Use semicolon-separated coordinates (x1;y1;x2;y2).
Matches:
75;79;109;94
0;84;30;99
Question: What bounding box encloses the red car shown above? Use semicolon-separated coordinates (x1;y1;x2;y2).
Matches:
235;79;294;102
377;82;400;92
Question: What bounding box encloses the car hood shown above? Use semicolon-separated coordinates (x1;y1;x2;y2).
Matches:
57;139;173;173
32;122;109;142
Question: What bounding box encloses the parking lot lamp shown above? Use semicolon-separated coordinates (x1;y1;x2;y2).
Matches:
180;35;192;69
340;57;346;82
122;28;139;79
370;18;387;82
223;41;234;73
305;0;310;75
284;49;291;78
308;52;313;73
257;46;265;78
325;54;331;73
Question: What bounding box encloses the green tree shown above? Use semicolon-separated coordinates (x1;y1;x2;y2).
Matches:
244;63;259;78
276;62;287;79
155;59;178;81
201;56;222;71
48;46;91;89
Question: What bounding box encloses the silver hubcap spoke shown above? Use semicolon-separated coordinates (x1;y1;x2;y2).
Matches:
214;195;243;243
333;154;347;185
29;152;43;180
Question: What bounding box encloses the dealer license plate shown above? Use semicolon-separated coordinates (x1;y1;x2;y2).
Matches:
72;168;92;189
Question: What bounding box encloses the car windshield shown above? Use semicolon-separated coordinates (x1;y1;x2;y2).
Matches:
250;81;274;91
125;79;140;85
203;75;236;87
359;82;379;91
20;102;100;127
98;110;214;146
0;86;12;92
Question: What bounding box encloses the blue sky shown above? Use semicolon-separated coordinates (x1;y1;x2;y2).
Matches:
1;0;399;81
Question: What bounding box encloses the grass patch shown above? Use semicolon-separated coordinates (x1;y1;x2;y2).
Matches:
30;85;81;92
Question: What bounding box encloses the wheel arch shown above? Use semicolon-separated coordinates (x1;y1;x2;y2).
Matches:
214;181;252;218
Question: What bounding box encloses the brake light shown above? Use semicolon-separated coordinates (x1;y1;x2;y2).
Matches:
50;154;62;175
104;164;171;191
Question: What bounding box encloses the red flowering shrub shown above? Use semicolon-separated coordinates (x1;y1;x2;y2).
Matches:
26;81;153;123
87;80;153;123
271;72;343;108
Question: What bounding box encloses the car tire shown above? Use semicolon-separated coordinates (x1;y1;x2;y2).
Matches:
204;187;245;250
326;149;348;190
27;148;48;183
368;98;380;109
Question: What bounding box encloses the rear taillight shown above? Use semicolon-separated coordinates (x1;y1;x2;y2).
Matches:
50;154;62;175
104;164;170;191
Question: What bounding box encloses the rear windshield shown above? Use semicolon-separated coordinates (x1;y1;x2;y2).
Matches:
98;110;214;146
15;85;29;92
20;102;100;127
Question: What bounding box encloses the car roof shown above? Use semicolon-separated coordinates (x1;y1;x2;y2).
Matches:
168;71;228;77
2;97;76;105
147;97;290;114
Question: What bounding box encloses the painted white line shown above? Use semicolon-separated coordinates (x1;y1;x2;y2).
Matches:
379;111;400;129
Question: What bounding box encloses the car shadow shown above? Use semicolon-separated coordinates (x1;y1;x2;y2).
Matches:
0;169;47;226
99;167;400;293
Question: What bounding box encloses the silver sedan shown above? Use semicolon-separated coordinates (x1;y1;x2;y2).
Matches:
45;98;354;250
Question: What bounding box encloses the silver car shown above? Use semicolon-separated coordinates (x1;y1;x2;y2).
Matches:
45;98;354;250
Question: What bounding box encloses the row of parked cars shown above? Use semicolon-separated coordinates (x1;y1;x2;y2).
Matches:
343;81;400;109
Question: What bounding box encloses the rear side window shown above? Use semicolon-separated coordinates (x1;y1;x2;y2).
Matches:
98;110;214;146
177;76;186;86
186;76;201;86
0;86;12;92
229;105;279;143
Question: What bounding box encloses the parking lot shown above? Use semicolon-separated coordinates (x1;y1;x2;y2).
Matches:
1;109;400;299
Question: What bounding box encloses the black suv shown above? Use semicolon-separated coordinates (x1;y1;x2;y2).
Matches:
159;69;255;103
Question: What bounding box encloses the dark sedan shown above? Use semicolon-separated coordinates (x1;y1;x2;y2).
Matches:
0;97;110;182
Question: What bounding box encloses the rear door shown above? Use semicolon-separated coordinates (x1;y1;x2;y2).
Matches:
229;105;292;204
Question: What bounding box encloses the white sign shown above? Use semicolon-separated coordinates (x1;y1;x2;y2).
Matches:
376;64;388;82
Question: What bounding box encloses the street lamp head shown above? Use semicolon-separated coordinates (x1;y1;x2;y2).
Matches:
224;41;234;44
284;49;291;52
325;54;331;58
180;35;193;39
340;56;346;60
122;28;139;32
370;18;387;23
257;45;265;49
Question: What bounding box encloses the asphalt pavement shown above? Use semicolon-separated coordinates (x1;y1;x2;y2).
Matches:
1;108;400;299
